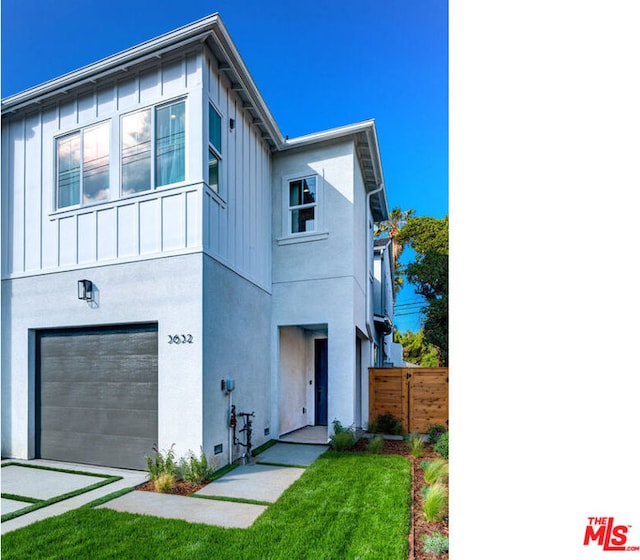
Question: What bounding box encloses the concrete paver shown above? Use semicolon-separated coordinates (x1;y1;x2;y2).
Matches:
195;462;304;503
1;498;32;515
1;459;148;535
256;443;328;466
2;464;105;501
98;491;266;529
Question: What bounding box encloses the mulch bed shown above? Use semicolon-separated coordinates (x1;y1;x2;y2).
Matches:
349;437;449;560
136;479;207;496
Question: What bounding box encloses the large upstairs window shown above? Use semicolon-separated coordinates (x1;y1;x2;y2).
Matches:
56;121;110;209
288;176;317;234
121;99;185;195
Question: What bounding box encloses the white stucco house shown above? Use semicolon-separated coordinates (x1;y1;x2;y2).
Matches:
0;14;391;470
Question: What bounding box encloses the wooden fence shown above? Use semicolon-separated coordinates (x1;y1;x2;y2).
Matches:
368;368;448;433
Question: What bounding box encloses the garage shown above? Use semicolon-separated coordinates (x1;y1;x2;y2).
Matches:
36;324;158;470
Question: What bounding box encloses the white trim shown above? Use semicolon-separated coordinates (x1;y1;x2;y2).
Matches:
282;120;376;150
207;100;223;195
276;231;329;246
282;173;321;238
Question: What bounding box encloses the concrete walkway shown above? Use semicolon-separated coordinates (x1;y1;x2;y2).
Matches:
1;443;329;533
101;443;328;528
1;459;147;535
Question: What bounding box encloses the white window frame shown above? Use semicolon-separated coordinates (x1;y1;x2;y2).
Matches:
208;102;223;194
54;120;111;210
120;97;187;197
287;174;319;236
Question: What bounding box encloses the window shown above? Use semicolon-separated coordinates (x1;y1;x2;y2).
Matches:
121;100;185;195
56;122;110;209
208;103;222;193
289;176;317;234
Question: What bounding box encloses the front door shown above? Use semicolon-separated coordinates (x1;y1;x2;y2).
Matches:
315;339;328;425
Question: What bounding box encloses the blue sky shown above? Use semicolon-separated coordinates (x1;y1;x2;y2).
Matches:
1;0;448;331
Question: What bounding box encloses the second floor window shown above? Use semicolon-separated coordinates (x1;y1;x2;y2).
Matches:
289;176;317;234
121;100;185;195
208;103;222;193
56;121;110;208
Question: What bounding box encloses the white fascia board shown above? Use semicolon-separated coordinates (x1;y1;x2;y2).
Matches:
281;120;376;150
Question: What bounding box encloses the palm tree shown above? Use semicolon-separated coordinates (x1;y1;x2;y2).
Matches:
375;206;414;293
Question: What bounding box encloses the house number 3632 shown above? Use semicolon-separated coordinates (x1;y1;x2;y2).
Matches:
167;334;193;344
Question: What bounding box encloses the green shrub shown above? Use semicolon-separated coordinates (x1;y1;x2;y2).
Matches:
153;472;176;493
371;412;403;435
366;435;384;454
422;532;449;555
329;420;356;451
421;482;448;521
145;444;177;481
406;432;425;458
179;448;217;484
426;424;447;444
421;458;448;485
366;418;379;433
433;431;449;459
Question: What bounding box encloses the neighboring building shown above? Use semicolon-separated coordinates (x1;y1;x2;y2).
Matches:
372;238;402;367
0;14;390;470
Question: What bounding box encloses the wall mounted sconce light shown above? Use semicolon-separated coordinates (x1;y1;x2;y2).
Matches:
229;118;235;131
77;279;94;302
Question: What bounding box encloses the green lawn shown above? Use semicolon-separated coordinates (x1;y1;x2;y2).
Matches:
1;452;411;560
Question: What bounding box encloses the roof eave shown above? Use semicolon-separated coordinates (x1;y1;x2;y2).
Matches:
1;14;285;150
282;120;389;221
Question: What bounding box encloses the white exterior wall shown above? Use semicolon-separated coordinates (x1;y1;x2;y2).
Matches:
202;256;272;463
1;51;204;279
271;139;371;433
1;47;271;291
1;255;204;460
277;326;315;435
202;53;272;290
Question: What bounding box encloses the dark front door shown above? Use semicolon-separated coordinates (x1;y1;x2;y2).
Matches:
315;339;328;425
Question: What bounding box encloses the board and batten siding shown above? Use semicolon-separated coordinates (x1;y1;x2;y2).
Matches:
2;47;272;290
202;53;272;289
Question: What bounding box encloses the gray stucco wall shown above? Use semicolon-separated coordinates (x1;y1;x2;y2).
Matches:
202;255;271;465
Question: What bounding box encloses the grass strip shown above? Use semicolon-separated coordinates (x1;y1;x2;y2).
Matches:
209;462;239;481
1;452;411;559
1;462;115;479
1;494;42;504
1;476;121;523
255;461;307;469
251;439;277;457
189;494;272;507
82;487;136;509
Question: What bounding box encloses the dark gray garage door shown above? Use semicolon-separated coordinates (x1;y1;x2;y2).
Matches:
36;324;158;470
